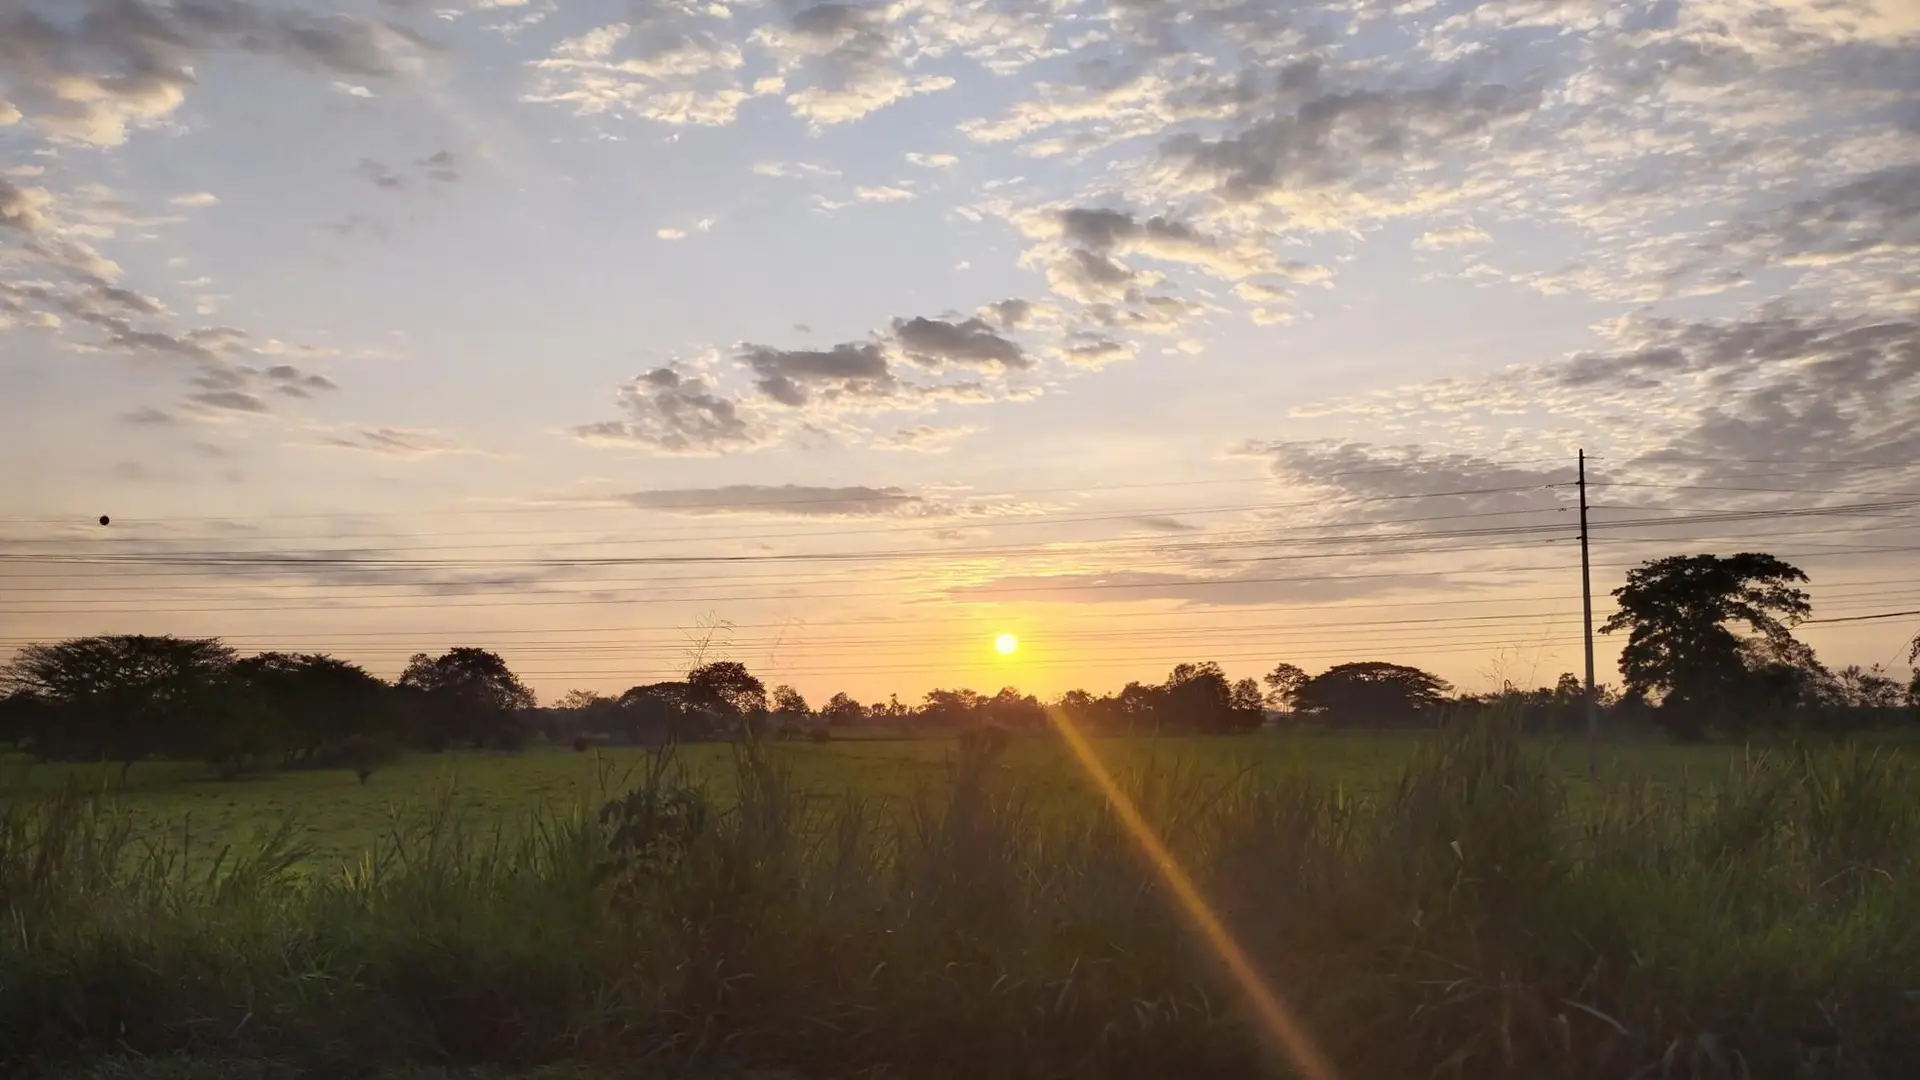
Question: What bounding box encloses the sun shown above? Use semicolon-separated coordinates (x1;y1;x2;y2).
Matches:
994;632;1019;655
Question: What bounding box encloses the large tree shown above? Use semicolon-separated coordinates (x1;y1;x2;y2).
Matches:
399;647;535;749
1162;662;1259;733
0;634;237;772
231;652;392;765
1293;662;1452;727
685;661;766;719
1600;553;1811;738
1262;662;1309;709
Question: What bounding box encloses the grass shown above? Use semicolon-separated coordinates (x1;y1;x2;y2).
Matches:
4;730;1745;872
3;718;1917;1079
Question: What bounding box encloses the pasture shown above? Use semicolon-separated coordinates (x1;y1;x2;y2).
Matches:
7;729;1740;870
6;723;1918;1080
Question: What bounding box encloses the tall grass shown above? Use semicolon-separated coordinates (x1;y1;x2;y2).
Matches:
3;720;1916;1079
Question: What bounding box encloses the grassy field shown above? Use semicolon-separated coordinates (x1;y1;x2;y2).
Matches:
5;730;1747;870
5;723;1918;1079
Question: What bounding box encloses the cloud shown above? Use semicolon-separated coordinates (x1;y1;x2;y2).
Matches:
657;227;688;240
169;192;220;207
1132;515;1201;532
120;405;178;426
905;152;957;168
187;389;270;413
949;567;1460;608
0;0;436;145
318;426;475;457
890;315;1030;370
358;159;407;191
1150;67;1542;230
855;184;916;202
573;366;763;454
1235;440;1577;519
985;298;1034;328
418;149;460;183
358;152;459;192
1416;224;1491;249
615;484;929;518
875;423;973;452
524;13;763;127
1059;332;1134;367
740;340;896;406
755;2;954;125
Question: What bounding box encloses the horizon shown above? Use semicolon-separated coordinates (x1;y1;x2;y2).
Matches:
3;0;1917;705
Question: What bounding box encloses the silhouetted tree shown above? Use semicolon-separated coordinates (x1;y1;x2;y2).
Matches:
1601;553;1811;740
230;652;393;766
1293;662;1452;727
0;634;236;773
1114;681;1163;733
771;684;810;717
398;647;535;750
983;686;1046;731
1262;662;1309;709
1162;662;1256;733
686;661;766;723
1231;677;1266;726
921;688;985;727
822;691;864;728
617;681;701;743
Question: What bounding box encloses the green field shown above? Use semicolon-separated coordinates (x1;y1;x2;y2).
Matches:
7;725;1918;1079
6;731;1747;870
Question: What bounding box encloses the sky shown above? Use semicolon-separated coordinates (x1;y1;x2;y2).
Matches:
1;0;1917;706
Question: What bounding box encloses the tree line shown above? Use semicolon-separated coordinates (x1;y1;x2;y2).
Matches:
1;552;1914;778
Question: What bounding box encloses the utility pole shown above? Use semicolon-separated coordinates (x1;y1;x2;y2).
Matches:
1579;448;1598;780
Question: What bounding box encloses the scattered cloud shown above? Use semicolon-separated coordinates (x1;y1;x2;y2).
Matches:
0;0;436;146
891;315;1029;370
317;426;479;458
1416;224;1491;250
741;340;895;406
615;484;929;518
169;192;220;208
876;423;973;452
574;366;763;454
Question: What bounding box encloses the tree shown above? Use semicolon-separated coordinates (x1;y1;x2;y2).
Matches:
230;652;392;767
398;648;535;750
983;686;1046;731
555;688;607;712
822;691;864;727
1263;662;1309;709
1293;662;1452;727
617;681;703;743
1601;553;1811;739
1114;681;1163;732
770;684;810;718
1162;662;1256;733
1230;677;1267;727
0;634;236;773
921;688;985;727
685;661;766;720
1832;664;1905;709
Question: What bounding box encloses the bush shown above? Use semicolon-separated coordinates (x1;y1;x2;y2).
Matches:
336;734;399;784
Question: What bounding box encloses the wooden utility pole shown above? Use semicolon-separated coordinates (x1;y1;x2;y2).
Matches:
1579;449;1598;779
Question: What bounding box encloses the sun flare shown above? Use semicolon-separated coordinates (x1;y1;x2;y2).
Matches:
994;632;1019;655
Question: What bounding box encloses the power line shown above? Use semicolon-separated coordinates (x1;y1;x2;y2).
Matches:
8;544;1917;617
0;460;1579;528
1806;609;1920;625
9;498;1913;577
